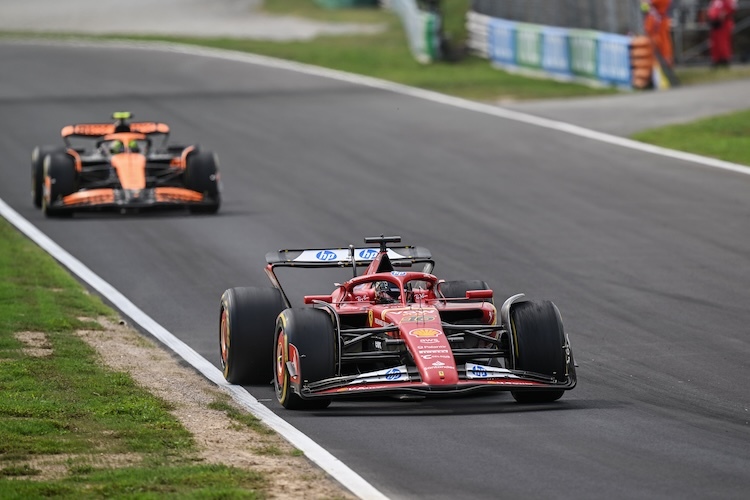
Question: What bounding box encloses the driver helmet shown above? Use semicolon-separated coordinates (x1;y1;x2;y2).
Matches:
375;281;400;303
110;140;124;154
128;139;140;152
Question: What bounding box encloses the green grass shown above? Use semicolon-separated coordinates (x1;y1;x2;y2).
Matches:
208;399;274;436
0;464;265;498
140;32;621;101
0;220;269;497
672;65;750;86
263;0;389;23
631;109;750;165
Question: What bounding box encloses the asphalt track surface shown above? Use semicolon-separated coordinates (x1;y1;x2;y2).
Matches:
2;41;750;499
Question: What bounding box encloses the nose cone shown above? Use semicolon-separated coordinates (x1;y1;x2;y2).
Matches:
111;153;147;190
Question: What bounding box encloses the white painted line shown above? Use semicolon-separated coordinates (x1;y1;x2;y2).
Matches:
0;198;388;500
6;37;750;176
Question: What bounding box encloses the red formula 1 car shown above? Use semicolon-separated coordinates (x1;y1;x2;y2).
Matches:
219;236;576;410
31;112;220;216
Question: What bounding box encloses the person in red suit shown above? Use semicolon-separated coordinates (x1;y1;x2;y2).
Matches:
707;0;737;67
642;0;674;66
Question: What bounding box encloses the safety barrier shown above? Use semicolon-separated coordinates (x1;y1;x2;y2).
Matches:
381;0;442;63
468;11;633;89
630;36;653;89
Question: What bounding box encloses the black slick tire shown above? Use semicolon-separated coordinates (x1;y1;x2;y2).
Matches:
42;152;77;217
185;150;220;214
219;287;284;385
274;308;336;410
31;145;63;208
509;300;567;404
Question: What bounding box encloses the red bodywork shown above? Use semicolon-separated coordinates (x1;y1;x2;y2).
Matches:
265;238;576;401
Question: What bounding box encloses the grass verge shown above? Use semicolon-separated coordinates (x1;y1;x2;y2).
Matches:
631;109;750;166
0;219;267;497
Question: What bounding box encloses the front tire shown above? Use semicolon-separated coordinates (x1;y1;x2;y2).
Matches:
185;150;220;214
42;152;77;217
219;287;284;385
508;300;567;404
274;308;336;410
31;145;64;208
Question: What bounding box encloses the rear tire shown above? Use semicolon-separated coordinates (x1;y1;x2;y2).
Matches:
42;152;77;217
185;150;220;214
31;145;64;208
441;280;491;302
274;308;336;410
509;300;567;404
219;287;284;385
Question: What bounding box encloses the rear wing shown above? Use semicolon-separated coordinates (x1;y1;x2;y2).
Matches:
61;122;170;138
266;245;433;270
264;236;434;308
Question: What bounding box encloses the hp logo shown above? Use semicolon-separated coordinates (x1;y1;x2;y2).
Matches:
359;249;378;260
315;250;338;261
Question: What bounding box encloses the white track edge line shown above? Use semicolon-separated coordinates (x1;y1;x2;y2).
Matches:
0;198;388;500
6;37;750;177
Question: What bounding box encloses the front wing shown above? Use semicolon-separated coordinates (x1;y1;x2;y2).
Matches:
298;362;577;399
48;187;212;211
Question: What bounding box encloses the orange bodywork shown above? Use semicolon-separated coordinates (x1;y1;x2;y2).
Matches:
169;145;195;170
110;153;147;190
66;148;83;173
62;189;116;206
59;188;202;207
102;132;146;144
61;122;169;138
155;187;203;203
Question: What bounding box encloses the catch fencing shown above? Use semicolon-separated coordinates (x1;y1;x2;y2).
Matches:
471;0;750;64
470;0;645;35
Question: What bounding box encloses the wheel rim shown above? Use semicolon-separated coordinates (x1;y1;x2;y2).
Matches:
274;330;288;403
42;175;52;211
219;308;229;372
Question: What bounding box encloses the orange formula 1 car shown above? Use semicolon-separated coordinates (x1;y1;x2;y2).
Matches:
31;112;220;216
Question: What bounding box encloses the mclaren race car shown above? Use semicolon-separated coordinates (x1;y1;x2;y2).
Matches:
31;112;220;216
219;236;577;410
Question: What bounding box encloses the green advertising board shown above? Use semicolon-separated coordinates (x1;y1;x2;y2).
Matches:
515;23;542;70
568;29;598;79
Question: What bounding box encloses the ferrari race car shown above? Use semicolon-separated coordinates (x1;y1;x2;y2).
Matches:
219;236;577;410
31;112;220;216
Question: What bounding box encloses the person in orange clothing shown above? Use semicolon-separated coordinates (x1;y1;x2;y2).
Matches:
707;0;737;67
642;0;674;66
